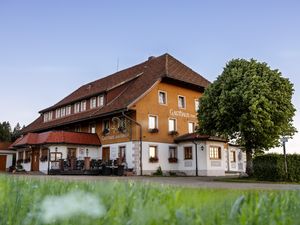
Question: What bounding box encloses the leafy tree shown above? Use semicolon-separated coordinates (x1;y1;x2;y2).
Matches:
198;59;297;176
11;123;22;142
0;121;12;142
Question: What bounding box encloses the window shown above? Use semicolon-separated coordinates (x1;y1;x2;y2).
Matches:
210;146;222;160
184;147;193;160
90;97;97;109
66;105;71;115
158;91;167;105
48;111;53;120
89;123;96;134
44;113;49;122
74;125;81;132
168;118;176;132
74;103;80;113
98;95;104;107
103;120;110;133
118;146;126;163
18;151;24;160
178;96;186;109
195;99;199;112
148;115;158;129
149;146;158;161
230;151;236;162
188;122;195;133
81;101;86;111
41;148;48;162
61;107;66;117
55;109;61;119
169;146;177;158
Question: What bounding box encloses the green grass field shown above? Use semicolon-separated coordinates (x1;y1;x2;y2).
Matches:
0;175;299;225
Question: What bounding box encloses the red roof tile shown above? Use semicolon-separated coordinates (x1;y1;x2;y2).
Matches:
23;53;210;133
12;131;101;147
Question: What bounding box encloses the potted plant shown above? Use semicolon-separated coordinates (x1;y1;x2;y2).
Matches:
149;157;159;163
148;128;159;133
118;126;126;133
168;157;178;163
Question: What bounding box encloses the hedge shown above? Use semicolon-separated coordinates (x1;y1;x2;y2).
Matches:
253;153;300;182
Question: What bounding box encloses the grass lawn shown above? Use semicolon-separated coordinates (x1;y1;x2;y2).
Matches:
0;175;299;225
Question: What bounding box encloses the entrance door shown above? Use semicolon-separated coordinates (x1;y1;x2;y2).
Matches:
102;147;110;163
31;150;40;171
0;155;7;171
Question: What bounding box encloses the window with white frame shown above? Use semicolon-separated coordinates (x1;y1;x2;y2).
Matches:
66;105;71;115
43;113;49;122
74;103;81;113
158;91;167;105
98;95;104;107
230;150;236;162
148;115;158;129
89;123;96;134
188;122;195;133
168;118;176;132
90;97;97;109
61;107;66;117
149;146;158;158
81;100;86;111
195;99;199;112
103;120;110;131
48;111;53;120
55;109;61;119
118;146;126;163
184;146;193;160
209;146;222;160
178;96;186;109
169;146;177;158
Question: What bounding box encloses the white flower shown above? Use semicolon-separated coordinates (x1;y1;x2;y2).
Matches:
39;191;106;223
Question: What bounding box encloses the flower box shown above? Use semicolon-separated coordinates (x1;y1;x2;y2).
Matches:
149;157;159;163
168;158;178;163
168;131;178;136
148;128;159;133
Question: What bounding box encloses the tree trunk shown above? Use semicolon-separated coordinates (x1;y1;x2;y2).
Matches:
246;149;254;177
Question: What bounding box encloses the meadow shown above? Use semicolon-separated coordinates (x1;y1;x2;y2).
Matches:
0;175;299;225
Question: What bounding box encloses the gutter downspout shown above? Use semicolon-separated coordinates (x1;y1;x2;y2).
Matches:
192;140;199;177
47;148;50;175
122;111;143;176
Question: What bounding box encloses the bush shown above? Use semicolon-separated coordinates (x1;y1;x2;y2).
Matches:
253;153;300;182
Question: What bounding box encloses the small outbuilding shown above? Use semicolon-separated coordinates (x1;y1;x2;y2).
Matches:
0;142;16;172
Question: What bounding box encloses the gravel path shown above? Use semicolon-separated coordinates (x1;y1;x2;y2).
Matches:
9;174;300;190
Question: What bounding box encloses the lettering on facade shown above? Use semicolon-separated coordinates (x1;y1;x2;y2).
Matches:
169;109;196;119
102;133;129;141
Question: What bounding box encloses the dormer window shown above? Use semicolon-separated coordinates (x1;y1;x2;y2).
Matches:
98;95;104;107
81;100;86;111
74;103;80;113
90;97;97;109
44;111;53;122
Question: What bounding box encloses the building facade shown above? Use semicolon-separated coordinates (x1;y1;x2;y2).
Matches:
13;54;246;176
0;142;15;172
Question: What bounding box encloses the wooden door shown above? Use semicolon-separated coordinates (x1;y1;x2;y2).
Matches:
31;150;40;171
0;155;7;171
102;147;110;163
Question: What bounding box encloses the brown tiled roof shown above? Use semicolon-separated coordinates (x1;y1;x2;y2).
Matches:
23;53;210;133
12;131;101;147
174;133;227;143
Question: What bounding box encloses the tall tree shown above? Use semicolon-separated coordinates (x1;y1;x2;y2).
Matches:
198;59;297;176
11;123;22;142
0;121;12;142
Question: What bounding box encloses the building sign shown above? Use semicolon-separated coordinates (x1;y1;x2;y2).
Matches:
169;109;196;119
102;133;129;141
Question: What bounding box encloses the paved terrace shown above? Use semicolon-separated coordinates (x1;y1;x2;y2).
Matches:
7;174;300;190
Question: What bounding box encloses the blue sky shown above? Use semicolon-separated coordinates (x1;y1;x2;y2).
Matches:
0;0;299;153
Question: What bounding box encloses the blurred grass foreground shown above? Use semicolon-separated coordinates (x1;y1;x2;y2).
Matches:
0;175;299;225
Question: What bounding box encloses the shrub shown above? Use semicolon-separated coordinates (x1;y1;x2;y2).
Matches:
253;153;300;182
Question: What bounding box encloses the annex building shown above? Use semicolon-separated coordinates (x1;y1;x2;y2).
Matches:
12;54;246;176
